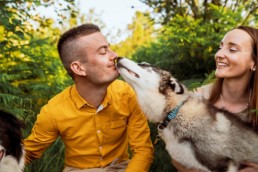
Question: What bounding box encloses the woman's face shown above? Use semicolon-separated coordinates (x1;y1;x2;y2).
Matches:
214;29;255;79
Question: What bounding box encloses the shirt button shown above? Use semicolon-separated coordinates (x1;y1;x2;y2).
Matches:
97;130;101;133
100;156;103;161
99;146;102;150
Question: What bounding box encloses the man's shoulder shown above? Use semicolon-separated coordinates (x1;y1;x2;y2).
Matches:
47;86;72;107
109;80;135;96
111;79;133;90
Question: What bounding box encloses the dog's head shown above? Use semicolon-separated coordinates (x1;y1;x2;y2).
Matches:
116;57;186;122
0;110;25;169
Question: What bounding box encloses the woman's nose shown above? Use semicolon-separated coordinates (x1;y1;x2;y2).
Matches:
215;48;226;60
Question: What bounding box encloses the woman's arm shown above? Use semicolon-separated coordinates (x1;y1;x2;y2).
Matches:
239;162;258;172
172;159;258;172
171;159;204;172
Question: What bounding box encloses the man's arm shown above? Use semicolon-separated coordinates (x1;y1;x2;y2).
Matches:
126;92;154;172
24;106;58;164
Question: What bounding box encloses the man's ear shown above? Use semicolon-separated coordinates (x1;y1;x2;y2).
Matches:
70;61;87;76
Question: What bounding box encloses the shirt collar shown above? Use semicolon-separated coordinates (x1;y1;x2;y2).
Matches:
70;84;113;109
70;85;88;109
102;84;112;106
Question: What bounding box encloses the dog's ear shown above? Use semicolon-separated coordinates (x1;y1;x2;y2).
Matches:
169;77;184;94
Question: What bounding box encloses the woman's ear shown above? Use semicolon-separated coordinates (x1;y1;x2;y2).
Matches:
70;61;87;76
250;61;256;71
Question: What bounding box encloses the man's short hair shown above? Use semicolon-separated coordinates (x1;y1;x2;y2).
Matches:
57;23;101;77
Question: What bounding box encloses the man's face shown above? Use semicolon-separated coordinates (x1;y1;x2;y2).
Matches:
77;32;119;85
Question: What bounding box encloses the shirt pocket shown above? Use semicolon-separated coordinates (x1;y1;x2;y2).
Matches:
102;119;127;144
110;119;127;128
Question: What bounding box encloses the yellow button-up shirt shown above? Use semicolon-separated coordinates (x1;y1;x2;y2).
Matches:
24;80;153;171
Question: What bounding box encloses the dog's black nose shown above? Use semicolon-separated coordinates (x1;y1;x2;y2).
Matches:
115;57;124;65
117;57;123;61
115;57;122;68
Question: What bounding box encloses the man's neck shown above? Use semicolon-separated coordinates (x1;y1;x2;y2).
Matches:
75;81;109;108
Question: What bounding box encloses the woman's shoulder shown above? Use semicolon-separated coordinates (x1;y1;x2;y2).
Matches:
192;83;214;100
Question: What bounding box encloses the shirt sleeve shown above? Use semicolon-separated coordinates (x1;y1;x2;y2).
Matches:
24;105;58;164
125;90;154;172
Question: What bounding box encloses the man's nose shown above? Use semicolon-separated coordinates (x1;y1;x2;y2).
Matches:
110;50;118;60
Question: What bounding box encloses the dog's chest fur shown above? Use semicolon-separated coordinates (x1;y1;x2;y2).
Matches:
159;97;212;171
159;96;258;171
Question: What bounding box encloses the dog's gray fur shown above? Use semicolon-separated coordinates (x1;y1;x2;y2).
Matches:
116;57;258;172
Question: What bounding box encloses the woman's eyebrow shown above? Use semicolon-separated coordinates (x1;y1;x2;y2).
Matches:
228;42;240;46
220;41;240;47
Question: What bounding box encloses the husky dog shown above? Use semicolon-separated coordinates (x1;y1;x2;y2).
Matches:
0;110;25;172
116;57;258;172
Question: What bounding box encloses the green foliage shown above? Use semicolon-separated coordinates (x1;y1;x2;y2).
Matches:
112;11;155;58
132;4;245;81
139;0;258;25
0;1;74;171
187;71;216;90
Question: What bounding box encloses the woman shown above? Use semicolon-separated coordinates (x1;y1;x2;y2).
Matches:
172;26;258;172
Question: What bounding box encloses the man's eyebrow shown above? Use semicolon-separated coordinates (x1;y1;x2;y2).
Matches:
96;44;110;51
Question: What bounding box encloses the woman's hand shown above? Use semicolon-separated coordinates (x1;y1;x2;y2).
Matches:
171;159;203;172
239;162;258;172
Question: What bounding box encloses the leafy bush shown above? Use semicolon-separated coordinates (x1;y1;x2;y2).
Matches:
132;4;245;82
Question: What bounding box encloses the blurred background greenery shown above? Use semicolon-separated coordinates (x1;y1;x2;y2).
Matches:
0;0;257;171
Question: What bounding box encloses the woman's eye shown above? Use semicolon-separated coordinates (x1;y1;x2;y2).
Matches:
229;48;237;52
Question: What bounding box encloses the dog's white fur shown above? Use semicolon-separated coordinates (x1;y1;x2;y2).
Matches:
116;57;258;172
0;111;25;172
0;150;24;172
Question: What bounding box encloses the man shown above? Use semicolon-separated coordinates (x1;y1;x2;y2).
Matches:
24;23;153;172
